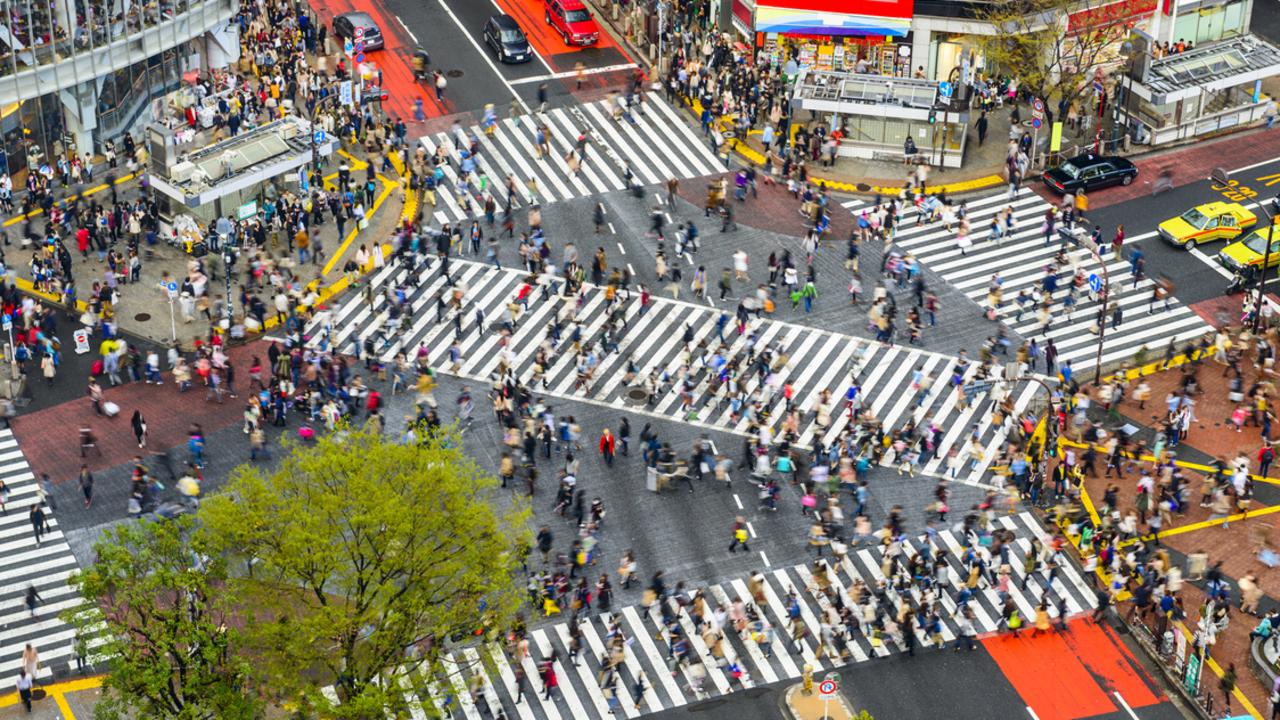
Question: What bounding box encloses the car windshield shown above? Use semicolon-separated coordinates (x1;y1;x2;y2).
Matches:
1243;232;1273;255
566;9;590;22
1058;162;1082;180
1179;208;1210;230
501;29;525;42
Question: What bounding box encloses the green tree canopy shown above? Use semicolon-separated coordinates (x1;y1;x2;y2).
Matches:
976;0;1131;116
199;427;530;717
65;515;262;720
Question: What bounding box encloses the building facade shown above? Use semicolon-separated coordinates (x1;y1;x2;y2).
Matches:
0;0;239;177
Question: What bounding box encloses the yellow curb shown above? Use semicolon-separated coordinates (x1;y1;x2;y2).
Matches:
1;173;140;229
320;175;398;277
683;96;1004;198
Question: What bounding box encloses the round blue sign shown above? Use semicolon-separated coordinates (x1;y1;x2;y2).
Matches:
355;52;365;64
1088;273;1102;293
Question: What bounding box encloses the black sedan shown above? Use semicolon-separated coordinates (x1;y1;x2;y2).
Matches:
483;14;532;63
1042;154;1138;194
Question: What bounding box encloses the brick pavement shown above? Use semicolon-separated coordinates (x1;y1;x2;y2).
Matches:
1070;349;1280;714
10;341;269;484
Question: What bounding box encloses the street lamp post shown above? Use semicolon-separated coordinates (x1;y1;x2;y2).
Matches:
1060;226;1110;383
1212;167;1277;331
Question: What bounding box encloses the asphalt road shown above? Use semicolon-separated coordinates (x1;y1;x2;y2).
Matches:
1087;155;1280;309
392;0;638;118
647;621;1189;720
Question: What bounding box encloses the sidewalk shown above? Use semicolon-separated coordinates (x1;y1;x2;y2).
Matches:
0;146;405;348
1061;349;1280;716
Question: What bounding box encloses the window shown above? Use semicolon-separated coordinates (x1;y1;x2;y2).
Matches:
565;9;590;22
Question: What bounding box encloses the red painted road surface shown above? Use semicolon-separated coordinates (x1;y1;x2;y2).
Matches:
982;619;1166;720
310;0;451;121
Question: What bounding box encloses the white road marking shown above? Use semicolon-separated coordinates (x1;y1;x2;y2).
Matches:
1112;692;1140;720
434;0;530;113
509;62;640;85
759;552;770;567
733;494;743;509
394;17;419;45
617;242;625;255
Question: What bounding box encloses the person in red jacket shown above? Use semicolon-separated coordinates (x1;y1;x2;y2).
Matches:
599;428;615;467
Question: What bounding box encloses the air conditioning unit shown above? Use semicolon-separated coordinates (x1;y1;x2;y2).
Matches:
169;160;196;183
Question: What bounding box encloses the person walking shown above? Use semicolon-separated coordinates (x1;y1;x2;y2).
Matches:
599;428;615;467
78;465;93;508
728;515;750;553
15;669;32;712
28;504;46;547
21;644;38;684
540;653;558;700
24;585;41;618
131;410;148;448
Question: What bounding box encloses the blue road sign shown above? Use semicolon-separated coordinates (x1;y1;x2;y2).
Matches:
313;130;326;144
1088;273;1103;293
1031;117;1042;130
167;281;178;293
938;81;953;99
355;51;365;64
343;39;353;54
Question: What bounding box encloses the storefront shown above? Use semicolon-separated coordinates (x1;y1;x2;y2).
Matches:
1167;0;1249;45
747;0;916;76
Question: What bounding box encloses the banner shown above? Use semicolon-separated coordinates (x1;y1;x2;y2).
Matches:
754;0;914;37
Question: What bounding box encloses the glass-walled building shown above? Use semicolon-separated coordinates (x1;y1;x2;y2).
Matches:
0;0;239;177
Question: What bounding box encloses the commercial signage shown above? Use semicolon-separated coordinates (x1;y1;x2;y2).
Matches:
731;0;755;37
753;0;914;37
1067;0;1157;33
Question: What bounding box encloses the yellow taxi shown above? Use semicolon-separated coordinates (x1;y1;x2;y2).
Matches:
1158;202;1256;249
1217;227;1280;272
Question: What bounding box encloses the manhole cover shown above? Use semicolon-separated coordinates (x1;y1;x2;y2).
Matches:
134;313;151;322
625;388;648;406
855;182;871;192
446;69;463;78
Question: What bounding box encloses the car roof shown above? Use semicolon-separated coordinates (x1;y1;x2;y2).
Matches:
490;14;520;29
559;0;588;9
1066;154;1115;168
339;11;377;26
1197;201;1239;214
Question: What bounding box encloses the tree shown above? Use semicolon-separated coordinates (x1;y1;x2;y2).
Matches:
65;516;262;720
199;427;530;717
975;0;1132;117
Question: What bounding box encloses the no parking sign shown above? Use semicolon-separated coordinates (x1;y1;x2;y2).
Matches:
818;673;839;696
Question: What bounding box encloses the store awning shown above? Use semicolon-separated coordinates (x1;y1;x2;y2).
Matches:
754;0;914;37
1067;0;1157;34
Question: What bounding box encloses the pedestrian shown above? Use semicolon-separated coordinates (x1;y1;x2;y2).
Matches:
976;110;989;146
1221;662;1237;712
78;465;93;508
15;669;31;712
131;410;148;448
21;643;38;684
24;585;41;618
540;654;558;700
599;428;615;467
37;474;55;512
28;503;46;546
618;417;630;456
728;515;750;553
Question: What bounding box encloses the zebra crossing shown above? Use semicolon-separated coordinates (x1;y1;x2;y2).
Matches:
310;256;1041;484
842;189;1212;368
0;429;92;690
323;512;1095;719
418;94;722;226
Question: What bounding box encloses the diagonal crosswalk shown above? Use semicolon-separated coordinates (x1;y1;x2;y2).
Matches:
322;512;1095;718
309;257;1041;484
0;429;96;689
418;95;721;226
842;190;1212;368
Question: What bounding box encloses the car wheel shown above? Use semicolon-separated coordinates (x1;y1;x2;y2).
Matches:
1122;174;1133;186
496;47;503;62
562;29;570;44
545;11;551;24
1185;238;1197;250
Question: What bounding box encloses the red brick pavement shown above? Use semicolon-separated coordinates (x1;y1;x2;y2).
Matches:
674;177;856;241
1073;352;1278;713
11;341;272;483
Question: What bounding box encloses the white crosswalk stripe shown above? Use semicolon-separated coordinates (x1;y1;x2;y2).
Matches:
0;430;92;690
310;257;1037;486
844;189;1212;368
418;95;721;227
321;512;1094;718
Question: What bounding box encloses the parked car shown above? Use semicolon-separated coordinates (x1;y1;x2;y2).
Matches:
1041;153;1138;194
1157;202;1257;249
333;12;384;51
484;14;531;63
545;0;599;46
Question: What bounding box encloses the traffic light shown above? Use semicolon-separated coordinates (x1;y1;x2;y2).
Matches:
928;108;937;124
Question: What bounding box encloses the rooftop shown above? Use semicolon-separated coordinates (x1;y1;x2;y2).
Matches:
1144;34;1280;100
